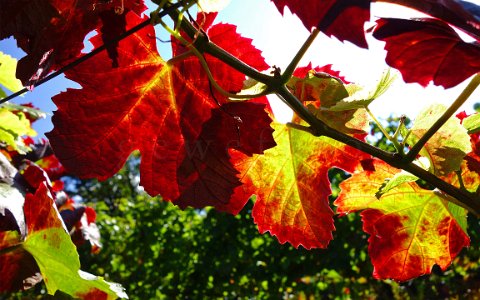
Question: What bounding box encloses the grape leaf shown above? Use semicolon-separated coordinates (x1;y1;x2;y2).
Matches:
0;51;23;96
230;120;369;249
0;108;36;153
0;0;146;86
287;66;369;135
271;0;371;48
329;69;397;111
380;0;480;40
47;13;273;213
20;182;127;299
335;159;469;281
0;230;41;292
463;113;480;134
373;18;480;88
406;104;471;176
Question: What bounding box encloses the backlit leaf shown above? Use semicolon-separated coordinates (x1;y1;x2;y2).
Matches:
0;230;41;292
47;13;273;214
335;159;469;281
373;18;480;88
406;104;471;176
21;183;127;299
271;0;371;48
329;69;397;111
0;51;23;94
0;108;36;153
287;66;369;135
230;120;369;249
381;0;480;40
0;0;146;86
463;113;480;134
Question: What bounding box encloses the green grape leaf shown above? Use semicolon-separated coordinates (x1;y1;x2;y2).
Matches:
375;171;418;199
375;157;430;198
287;70;349;108
0;108;37;153
329;69;397;111
3;182;128;299
407;104;472;176
1;103;46;122
0;51;23;94
335;159;469;281
463;113;480;134
288;67;369;135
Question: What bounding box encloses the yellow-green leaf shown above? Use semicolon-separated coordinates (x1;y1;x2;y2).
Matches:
0;51;23;95
335;159;469;281
407;104;471;176
230;121;369;249
0;108;36;152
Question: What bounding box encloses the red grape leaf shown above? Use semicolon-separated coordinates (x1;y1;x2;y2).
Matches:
335;159;469;281
380;0;480;40
230;120;369;249
0;0;146;86
47;13;272;213
0;230;41;292
0;182;126;297
271;0;371;48
373;18;480;88
175;101;275;213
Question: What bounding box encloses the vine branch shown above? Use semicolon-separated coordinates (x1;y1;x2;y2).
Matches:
404;73;480;162
170;10;480;216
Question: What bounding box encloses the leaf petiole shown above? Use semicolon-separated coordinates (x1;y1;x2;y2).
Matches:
366;107;404;154
282;29;320;82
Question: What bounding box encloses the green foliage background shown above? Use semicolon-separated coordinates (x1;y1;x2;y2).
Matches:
4;119;480;299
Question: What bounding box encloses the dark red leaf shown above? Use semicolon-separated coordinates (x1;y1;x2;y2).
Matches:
0;231;41;292
379;0;480;40
175;102;275;213
1;0;146;86
47;13;272;214
373;18;480;88
271;0;371;48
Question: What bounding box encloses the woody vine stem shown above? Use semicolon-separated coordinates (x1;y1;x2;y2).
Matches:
3;4;480;215
166;6;480;216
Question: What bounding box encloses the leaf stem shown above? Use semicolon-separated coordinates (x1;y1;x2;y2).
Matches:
404;73;480;162
281;29;320;82
366;107;404;154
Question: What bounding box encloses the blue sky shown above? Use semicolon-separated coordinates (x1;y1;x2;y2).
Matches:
1;0;479;136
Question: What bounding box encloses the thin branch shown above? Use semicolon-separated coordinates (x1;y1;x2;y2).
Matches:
0;2;184;104
282;29;320;82
0;244;21;256
405;73;480;162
